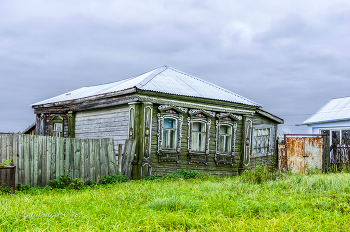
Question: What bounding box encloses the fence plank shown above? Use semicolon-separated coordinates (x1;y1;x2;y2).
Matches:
17;135;23;184
99;139;106;177
122;140;136;179
33;136;39;187
74;139;81;180
84;139;89;181
65;138;71;175
69;139;74;181
89;139;95;183
30;135;34;186
107;138;116;175
45;137;52;186
41;136;47;187
24;135;30;185
0;135;2;165
94;140;100;182
50;136;56;181
37;136;43;187
13;135;18;187
59;137;65;177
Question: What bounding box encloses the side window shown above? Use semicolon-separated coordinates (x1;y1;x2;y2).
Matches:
162;118;177;149
191;122;206;152
219;125;232;153
53;123;63;137
157;105;187;163
252;127;272;155
51;115;64;137
215;113;242;166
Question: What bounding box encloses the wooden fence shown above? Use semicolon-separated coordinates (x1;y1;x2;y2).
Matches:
0;134;117;187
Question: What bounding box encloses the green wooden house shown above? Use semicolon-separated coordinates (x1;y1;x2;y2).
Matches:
31;65;283;178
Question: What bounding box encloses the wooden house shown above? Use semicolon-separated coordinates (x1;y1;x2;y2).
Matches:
31;66;283;178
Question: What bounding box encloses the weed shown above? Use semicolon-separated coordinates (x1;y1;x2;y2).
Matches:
69;178;85;190
100;172;128;184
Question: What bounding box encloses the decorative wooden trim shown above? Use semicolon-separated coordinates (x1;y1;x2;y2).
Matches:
243;118;253;166
139;95;255;115
128;103;137;140
214;117;238;166
143;103;153;159
157;105;185;163
187;109;213;165
217;113;242;121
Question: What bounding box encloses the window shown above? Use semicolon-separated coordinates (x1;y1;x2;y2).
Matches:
51;115;64;137
215;113;241;165
191;122;206;152
252;127;271;155
162;118;177;149
157;105;187;163
219;125;232;153
53;123;63;137
321;129;350;146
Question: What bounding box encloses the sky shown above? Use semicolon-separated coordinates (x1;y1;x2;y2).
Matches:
1;0;350;134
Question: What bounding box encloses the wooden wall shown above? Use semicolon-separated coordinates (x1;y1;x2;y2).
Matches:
75;105;129;154
149;104;243;176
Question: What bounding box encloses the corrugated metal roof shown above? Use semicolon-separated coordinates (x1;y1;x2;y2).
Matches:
32;65;262;107
302;96;350;124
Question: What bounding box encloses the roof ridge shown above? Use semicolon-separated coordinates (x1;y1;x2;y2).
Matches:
167;66;261;106
136;65;168;88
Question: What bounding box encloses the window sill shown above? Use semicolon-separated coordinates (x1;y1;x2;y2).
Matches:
160;149;178;154
189;151;207;155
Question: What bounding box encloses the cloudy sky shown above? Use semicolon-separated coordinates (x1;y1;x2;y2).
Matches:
1;0;350;134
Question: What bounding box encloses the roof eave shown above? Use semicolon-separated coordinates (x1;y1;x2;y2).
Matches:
301;118;350;125
256;109;284;124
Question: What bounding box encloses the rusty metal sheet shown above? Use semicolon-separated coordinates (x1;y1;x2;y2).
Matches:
285;135;324;173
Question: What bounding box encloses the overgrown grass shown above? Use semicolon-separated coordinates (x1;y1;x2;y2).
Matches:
1;173;350;231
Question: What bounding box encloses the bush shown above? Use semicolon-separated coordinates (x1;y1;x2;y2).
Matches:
100;173;128;184
86;179;97;187
69;178;85;190
17;183;31;191
49;173;71;189
0;183;12;194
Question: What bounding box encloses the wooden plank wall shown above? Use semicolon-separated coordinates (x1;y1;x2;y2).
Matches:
0;134;117;187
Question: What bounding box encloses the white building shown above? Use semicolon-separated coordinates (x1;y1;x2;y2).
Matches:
301;96;350;146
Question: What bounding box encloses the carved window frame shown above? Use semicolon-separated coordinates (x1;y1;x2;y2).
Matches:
157;105;187;163
51;115;64;137
187;109;215;165
215;113;242;165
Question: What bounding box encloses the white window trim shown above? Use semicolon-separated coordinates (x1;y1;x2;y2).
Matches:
251;125;274;158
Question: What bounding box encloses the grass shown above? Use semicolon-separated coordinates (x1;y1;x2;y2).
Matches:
1;173;350;231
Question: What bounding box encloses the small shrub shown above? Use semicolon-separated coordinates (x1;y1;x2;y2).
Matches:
86;179;97;186
49;179;61;189
59;173;71;188
142;174;163;180
17;183;31;191
0;183;12;194
69;178;85;190
100;172;128;184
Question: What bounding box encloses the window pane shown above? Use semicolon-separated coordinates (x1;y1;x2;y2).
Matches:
220;125;231;134
342;130;350;146
163;129;169;148
193;122;205;132
253;128;271;154
199;133;206;151
163;118;176;128
220;136;225;152
170;130;176;148
192;132;199;150
225;135;231;152
332;131;340;145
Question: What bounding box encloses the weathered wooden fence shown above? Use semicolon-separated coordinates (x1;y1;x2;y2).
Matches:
0;134;117;187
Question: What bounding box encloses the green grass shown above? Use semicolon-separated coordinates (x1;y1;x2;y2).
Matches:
1;173;350;231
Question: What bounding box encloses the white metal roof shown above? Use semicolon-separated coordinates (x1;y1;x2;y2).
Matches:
32;65;262;107
302;96;350;125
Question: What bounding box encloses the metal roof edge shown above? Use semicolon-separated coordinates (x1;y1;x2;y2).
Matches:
300;118;350;125
31;87;137;108
256;109;284;124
